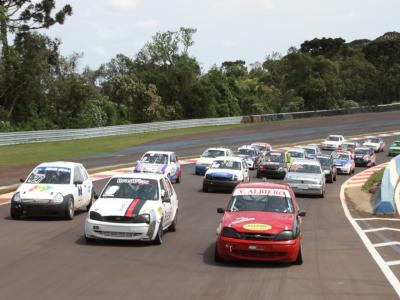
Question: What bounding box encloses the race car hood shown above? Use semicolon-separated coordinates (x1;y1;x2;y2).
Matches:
237;154;255;161
17;184;71;200
90;197;158;217
205;168;242;178
285;172;322;182
135;163;167;174
196;157;214;165
223;211;294;235
334;159;351;166
322;140;340;146
363;142;379;149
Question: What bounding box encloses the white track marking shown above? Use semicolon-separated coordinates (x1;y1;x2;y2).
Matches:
340;178;400;297
387;261;400;267
374;242;400;248
355;218;400;222
364;228;400;233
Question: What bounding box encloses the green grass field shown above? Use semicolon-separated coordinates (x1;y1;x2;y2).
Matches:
362;168;384;193
0;124;250;169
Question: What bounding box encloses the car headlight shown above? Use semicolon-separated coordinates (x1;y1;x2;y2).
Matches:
275;230;294;241
133;214;150;224
363;155;369;161
222;227;242;239
232;175;238;181
278;167;284;172
90;211;103;221
13;192;21;203
52;193;64;204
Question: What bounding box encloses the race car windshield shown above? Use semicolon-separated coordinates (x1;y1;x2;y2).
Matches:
228;195;293;213
327;136;340;141
264;153;283;163
202;150;225;158
332;153;349;160
101;178;159;200
304;148;316;155
211;160;241;170
142;153;168;164
317;157;331;167
355;149;369;154
367;138;380;143
26;167;71;184
253;145;267;151
238;149;256;156
288;151;304;158
343;144;356;149
289;164;321;174
393;142;400;147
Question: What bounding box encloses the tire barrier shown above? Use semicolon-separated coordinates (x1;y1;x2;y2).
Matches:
374;155;400;214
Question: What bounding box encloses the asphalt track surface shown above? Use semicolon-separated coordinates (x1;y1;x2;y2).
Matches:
2;110;400;187
1;136;400;299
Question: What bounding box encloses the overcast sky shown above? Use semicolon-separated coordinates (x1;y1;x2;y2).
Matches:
45;0;400;71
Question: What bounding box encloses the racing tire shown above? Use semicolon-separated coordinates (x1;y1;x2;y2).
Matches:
176;173;181;184
214;245;224;263
169;210;178;232
153;221;164;245
86;191;94;211
319;188;325;198
10;207;21;219
294;242;303;265
64;197;74;220
202;183;209;193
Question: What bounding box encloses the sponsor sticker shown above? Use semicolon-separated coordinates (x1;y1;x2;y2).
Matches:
243;224;272;231
28;185;54;193
117;178;150;184
234;188;290;197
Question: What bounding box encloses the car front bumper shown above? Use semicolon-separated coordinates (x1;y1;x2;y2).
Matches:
258;169;286;179
85;219;157;241
11;201;65;216
285;183;324;195
336;166;352;174
203;179;241;191
216;236;300;262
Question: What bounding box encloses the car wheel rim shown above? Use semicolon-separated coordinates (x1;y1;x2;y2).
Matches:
69;201;74;216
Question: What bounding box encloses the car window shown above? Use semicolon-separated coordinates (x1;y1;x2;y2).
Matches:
264;153;283;163
74;166;84;183
289;163;321;174
165;178;174;197
202;149;226;158
160;179;171;197
142;153;169;164
79;166;89;180
101;178;159;200
211;159;241;170
328;136;340;141
26;166;71;184
238;149;255;156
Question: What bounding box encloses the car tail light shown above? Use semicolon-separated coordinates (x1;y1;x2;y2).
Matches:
259;165;264;171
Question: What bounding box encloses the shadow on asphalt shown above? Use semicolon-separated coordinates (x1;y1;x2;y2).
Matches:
75;235;153;248
202;242;294;269
4;209;87;221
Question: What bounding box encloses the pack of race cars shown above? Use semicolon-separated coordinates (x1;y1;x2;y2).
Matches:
9;135;400;265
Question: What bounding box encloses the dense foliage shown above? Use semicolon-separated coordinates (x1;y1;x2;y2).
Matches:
1;3;400;130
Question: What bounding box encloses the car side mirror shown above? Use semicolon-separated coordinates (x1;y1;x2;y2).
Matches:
298;211;306;217
74;180;83;185
19;178;25;183
162;196;171;203
94;193;99;200
217;208;225;214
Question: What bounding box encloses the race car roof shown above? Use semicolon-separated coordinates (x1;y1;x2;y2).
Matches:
214;156;244;162
110;172;166;180
205;147;231;151
235;182;292;191
288;147;306;152
291;159;321;166
143;151;175;155
238;145;256;150
36;161;83;169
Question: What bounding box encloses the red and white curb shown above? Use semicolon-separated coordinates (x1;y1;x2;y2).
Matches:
341;164;400;297
345;163;388;188
0;158;199;206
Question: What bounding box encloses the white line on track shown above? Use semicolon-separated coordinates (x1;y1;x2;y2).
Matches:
364;228;400;233
374;242;400;248
355;218;400;222
340;179;400;297
387;261;400;267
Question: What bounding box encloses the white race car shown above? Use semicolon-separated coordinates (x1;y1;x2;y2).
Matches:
134;151;182;183
363;136;386;153
10;162;94;220
195;147;234;175
85;173;178;244
320;135;346;151
203;156;250;192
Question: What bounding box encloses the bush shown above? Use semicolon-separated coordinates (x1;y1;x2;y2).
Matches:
362;169;384;193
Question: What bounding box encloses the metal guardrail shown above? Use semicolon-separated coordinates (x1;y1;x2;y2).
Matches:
1;103;399;146
0;116;242;146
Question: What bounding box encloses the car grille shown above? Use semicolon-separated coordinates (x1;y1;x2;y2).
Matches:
288;179;316;184
206;174;232;181
264;164;279;170
232;250;286;258
102;216;141;223
22;199;51;204
241;232;276;240
94;231;142;238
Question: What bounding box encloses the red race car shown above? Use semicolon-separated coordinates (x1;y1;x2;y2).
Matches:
215;182;305;264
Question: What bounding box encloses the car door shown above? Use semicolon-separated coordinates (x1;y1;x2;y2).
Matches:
79;166;93;205
241;160;249;182
72;166;84;208
160;178;173;227
165;178;178;219
169;153;178;178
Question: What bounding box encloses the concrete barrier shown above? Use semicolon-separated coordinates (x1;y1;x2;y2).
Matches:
374;156;400;214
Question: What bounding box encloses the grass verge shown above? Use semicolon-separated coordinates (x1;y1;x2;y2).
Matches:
0;124;250;169
362;169;384;193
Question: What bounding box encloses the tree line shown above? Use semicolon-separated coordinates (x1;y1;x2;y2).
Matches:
1;1;400;131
